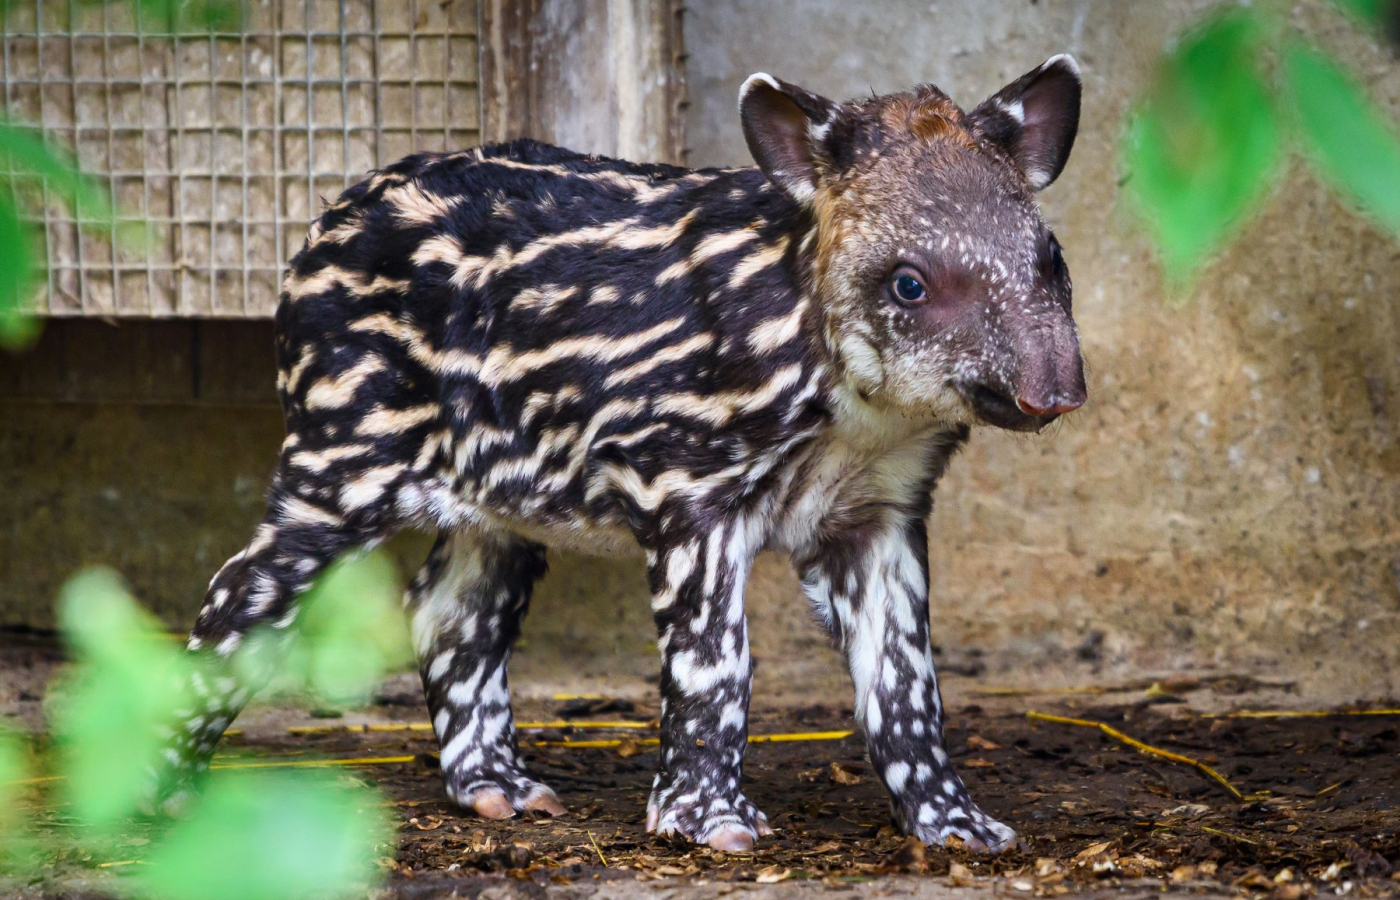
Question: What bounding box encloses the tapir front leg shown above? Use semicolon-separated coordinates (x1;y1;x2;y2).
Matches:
799;515;1018;853
643;517;773;851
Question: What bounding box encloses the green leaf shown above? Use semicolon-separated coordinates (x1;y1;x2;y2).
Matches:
0;730;42;875
124;0;246;34
1330;0;1385;21
1284;42;1400;235
0;122;130;352
52;569;197;828
0;196;40;350
278;551;412;707
1329;0;1400;36
1122;10;1283;283
0;123;113;224
138;770;389;900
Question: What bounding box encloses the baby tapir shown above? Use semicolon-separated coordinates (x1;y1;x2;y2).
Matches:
164;55;1086;853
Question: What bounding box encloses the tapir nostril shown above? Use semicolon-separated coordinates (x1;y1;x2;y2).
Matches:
1016;395;1083;418
1015;396;1050;417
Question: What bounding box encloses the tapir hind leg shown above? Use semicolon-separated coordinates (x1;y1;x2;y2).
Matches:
406;528;563;819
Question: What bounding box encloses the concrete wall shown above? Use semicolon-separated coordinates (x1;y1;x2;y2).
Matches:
3;0;1398;705
685;0;1400;702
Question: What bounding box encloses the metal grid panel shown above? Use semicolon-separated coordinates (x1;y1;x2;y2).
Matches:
1;0;480;318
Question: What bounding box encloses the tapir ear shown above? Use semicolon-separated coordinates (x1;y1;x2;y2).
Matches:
969;54;1082;190
738;73;840;204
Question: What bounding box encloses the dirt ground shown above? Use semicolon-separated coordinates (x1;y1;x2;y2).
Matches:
2;631;1398;899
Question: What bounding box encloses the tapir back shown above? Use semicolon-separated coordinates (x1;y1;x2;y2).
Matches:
272;140;829;534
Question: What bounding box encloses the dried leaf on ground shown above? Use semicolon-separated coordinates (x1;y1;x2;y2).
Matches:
828;762;862;785
948;861;975;885
756;866;791;883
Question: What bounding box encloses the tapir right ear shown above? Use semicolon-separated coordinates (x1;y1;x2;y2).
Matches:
968;55;1082;190
738;74;839;205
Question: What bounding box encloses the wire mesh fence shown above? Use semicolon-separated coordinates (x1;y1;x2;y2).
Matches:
1;0;480;317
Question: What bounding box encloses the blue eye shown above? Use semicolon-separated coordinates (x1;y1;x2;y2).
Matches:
891;271;927;305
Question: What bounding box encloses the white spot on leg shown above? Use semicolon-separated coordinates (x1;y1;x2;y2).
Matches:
428;649;454;683
885;761;911;793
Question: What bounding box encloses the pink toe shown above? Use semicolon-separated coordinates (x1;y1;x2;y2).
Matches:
706;827;756;852
470;790;516;820
523;789;566;817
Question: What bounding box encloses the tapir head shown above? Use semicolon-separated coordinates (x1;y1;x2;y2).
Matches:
740;56;1087;432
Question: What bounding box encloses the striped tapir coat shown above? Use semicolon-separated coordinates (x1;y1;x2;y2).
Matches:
162;55;1086;853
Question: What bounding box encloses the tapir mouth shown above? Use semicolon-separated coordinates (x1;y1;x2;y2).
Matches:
956;382;1055;433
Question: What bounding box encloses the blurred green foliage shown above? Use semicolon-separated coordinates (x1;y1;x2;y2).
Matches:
0;0;243;350
0;729;41;875
1285;42;1400;232
121;0;244;33
0;1;398;895
1124;13;1282;282
3;556;404;898
278;552;413;708
1332;0;1400;38
0;0;243;34
0;124;115;348
1124;0;1400;286
138;770;390;900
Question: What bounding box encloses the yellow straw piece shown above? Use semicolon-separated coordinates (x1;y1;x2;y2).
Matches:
1;729;858;786
533;730;854;749
749;730;853;743
534;738;656;749
521;720;655;730
587;830;609;867
285;719;654;736
6;774;64;787
1200;826;1259;845
974;685;1109;697
286;722;433;735
212;755;418;771
1027;710;1246;802
1201;708;1400;719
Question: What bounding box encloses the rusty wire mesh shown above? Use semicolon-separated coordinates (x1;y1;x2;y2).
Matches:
1;0;480;318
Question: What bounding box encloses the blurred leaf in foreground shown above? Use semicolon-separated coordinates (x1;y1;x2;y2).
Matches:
0;195;40;349
0;729;41;875
137;769;390;900
1329;0;1400;42
1123;11;1283;284
249;550;411;708
1285;42;1400;235
120;0;245;33
0;124;114;219
0;122;119;350
52;569;196;829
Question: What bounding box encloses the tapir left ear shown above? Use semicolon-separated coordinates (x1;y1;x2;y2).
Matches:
738;73;840;204
969;55;1082;190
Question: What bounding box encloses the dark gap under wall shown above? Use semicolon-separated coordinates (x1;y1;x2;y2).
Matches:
0;320;279;407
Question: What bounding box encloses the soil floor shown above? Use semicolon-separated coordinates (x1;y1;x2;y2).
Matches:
1;632;1398;899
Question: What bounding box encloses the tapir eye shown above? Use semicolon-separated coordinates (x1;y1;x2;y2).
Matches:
1045;235;1068;282
888;268;928;306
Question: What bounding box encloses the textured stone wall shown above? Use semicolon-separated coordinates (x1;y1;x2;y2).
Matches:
685;0;1400;702
2;0;1397;706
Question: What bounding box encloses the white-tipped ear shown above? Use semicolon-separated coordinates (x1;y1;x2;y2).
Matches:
969;54;1082;190
738;72;782;109
738;73;838;204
